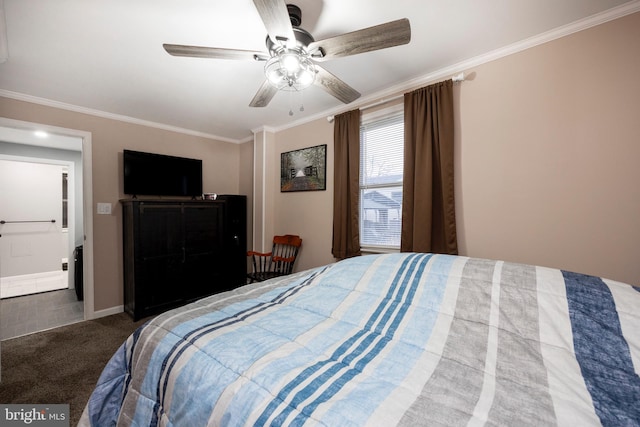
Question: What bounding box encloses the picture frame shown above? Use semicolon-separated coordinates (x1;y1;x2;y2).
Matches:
280;144;327;192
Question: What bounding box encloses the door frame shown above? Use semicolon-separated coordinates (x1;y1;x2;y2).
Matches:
0;117;95;320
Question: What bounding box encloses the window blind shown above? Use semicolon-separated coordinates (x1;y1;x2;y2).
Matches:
359;112;404;248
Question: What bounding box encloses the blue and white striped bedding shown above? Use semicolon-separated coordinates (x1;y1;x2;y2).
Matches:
81;253;640;426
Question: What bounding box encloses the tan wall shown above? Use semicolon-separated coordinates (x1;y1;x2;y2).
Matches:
0;98;245;311
269;11;640;285
2;10;639;317
455;11;640;284
271;118;336;272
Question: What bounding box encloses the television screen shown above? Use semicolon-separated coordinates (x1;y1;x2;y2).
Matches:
123;150;203;197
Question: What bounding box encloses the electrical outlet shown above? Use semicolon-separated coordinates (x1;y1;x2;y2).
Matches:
97;202;112;215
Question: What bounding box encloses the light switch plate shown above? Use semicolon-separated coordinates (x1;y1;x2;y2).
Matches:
97;202;112;215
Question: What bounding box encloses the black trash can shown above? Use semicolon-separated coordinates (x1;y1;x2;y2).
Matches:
74;245;83;301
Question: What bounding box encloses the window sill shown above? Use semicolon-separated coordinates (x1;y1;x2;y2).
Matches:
361;245;400;255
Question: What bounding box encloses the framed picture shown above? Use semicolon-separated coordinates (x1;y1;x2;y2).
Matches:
280;144;327;192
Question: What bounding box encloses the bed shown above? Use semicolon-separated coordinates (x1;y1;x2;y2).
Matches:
80;253;640;426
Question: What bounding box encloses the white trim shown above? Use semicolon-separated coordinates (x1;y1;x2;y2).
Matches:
0;89;243;145
81;129;95;320
252;134;258;251
64;166;75;291
273;0;640;133
251;125;278;135
366;0;640;101
92;305;124;319
361;246;400;255
5;320;83;340
250;128;271;253
1;1;639;143
261;133;267;252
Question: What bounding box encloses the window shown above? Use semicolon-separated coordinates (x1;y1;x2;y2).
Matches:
360;109;404;249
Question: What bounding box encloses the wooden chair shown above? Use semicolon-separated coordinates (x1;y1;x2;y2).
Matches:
247;235;302;283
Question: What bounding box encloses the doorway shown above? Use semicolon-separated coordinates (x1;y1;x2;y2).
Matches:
0;118;94;339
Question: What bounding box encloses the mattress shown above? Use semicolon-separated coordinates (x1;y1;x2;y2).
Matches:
80;253;640;426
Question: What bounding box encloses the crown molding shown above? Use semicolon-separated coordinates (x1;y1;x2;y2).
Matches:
390;0;640;94
251;125;278;137
276;0;640;133
2;1;639;141
0;89;244;144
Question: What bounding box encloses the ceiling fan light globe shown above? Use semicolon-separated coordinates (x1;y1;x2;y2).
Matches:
265;51;315;91
297;68;314;88
265;57;284;87
281;53;301;73
267;72;283;86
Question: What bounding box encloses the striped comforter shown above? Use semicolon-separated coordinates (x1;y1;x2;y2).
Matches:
81;253;640;426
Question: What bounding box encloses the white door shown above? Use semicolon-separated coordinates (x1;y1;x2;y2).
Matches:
0;159;66;298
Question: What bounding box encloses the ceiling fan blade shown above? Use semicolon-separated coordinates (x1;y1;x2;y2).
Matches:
249;80;278;107
308;18;411;61
163;44;268;61
313;65;361;104
252;0;296;46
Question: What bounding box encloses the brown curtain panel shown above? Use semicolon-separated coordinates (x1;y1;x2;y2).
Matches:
332;109;362;260
401;80;458;254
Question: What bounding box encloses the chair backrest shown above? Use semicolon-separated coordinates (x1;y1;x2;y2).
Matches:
271;235;302;275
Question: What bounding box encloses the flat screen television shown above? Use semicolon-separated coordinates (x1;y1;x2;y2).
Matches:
123;149;203;197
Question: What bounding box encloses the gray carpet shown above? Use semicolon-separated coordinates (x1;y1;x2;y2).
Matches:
0;312;149;426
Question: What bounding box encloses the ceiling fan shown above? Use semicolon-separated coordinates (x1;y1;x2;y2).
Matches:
163;0;411;108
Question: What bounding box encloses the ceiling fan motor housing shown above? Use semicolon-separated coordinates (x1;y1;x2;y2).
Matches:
263;5;316;92
287;4;302;27
266;27;314;55
163;0;410;107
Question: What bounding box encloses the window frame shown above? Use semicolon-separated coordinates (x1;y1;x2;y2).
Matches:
359;103;404;253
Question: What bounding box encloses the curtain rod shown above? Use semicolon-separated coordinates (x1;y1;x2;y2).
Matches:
327;72;466;123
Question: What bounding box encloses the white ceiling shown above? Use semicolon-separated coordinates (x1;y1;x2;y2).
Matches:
0;125;83;151
1;0;638;143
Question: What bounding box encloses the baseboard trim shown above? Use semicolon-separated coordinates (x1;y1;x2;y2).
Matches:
91;305;124;319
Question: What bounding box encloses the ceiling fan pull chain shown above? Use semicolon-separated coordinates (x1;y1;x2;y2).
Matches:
289;89;294;116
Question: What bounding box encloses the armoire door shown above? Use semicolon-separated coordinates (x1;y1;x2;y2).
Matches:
182;203;225;299
219;195;247;288
136;204;184;313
